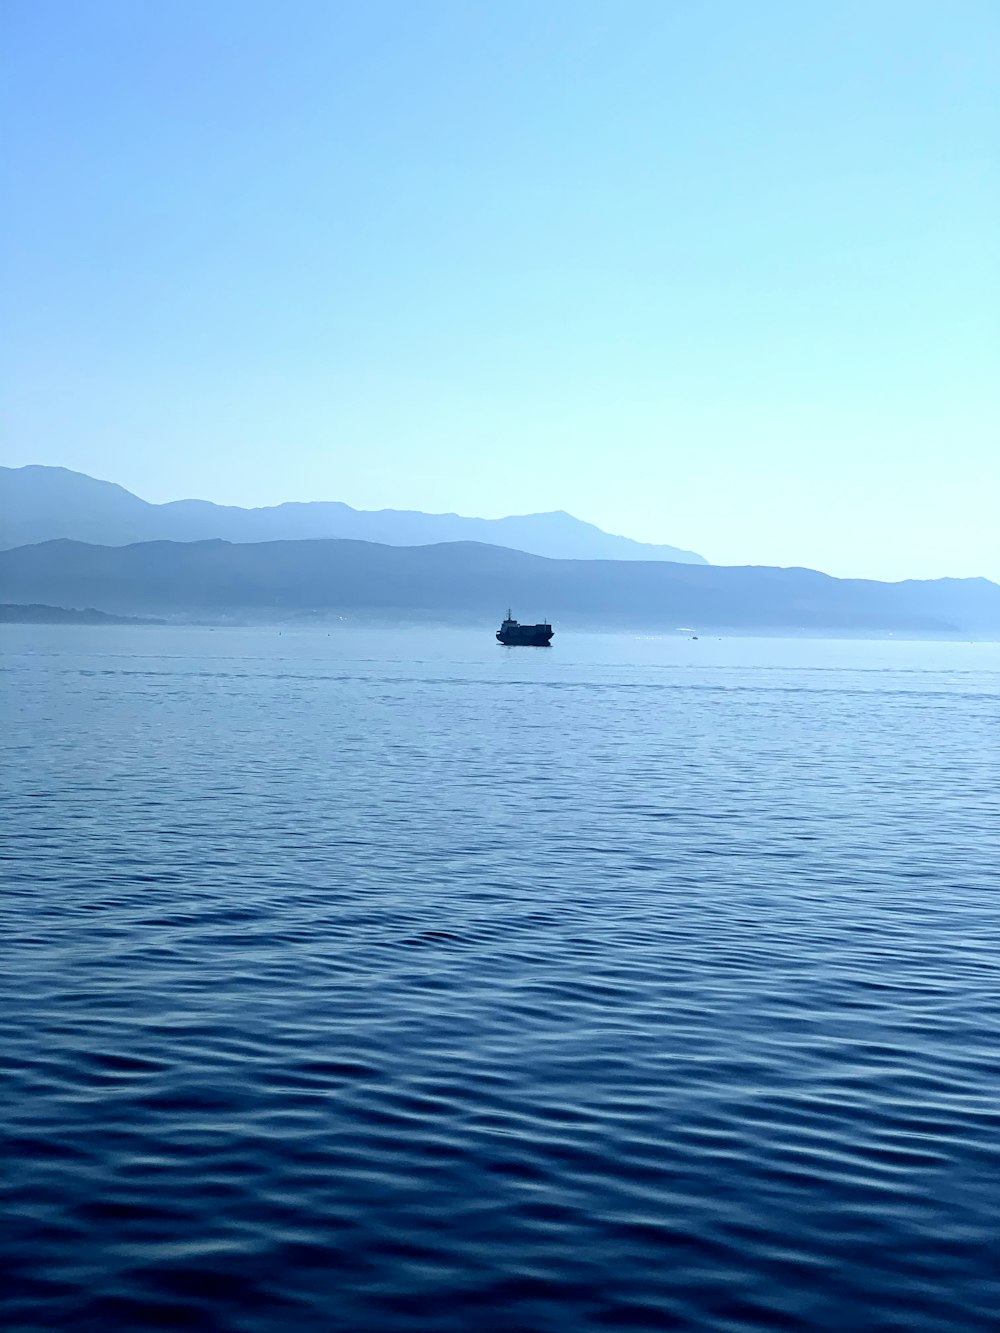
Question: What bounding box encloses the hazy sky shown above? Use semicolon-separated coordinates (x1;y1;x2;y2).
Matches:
3;0;998;580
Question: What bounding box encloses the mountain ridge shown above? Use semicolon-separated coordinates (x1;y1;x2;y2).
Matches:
0;601;165;625
2;536;997;636
0;465;707;564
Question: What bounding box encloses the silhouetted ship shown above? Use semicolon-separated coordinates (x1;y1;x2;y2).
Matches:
496;610;553;646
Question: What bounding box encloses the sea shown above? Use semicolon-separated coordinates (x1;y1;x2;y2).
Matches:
3;625;998;1333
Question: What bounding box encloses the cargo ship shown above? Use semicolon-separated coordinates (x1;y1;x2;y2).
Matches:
496;610;553;646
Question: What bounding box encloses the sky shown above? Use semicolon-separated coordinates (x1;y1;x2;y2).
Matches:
2;0;998;581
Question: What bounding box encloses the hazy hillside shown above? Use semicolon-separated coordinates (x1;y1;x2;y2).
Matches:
0;602;164;625
2;538;997;635
0;466;707;564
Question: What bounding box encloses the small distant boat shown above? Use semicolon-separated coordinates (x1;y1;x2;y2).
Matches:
496;609;553;646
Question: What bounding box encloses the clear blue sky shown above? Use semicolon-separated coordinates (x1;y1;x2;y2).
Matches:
3;0;997;580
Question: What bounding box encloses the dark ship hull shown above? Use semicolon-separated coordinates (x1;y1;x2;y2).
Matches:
496;612;553;646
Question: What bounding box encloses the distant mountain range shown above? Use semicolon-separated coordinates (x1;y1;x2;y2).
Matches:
0;602;164;625
2;537;997;635
0;466;707;564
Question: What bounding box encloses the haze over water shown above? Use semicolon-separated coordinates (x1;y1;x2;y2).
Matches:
4;626;999;1332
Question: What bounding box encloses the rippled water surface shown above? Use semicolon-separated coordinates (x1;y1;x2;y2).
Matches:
3;626;999;1332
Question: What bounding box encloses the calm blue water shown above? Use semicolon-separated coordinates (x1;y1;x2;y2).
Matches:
3;626;999;1333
